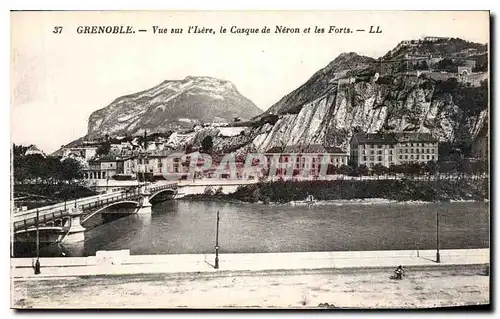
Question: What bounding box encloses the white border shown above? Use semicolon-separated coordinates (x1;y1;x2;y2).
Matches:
2;0;498;317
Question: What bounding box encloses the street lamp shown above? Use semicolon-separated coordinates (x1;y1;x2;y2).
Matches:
214;210;220;269
436;205;440;263
34;209;41;274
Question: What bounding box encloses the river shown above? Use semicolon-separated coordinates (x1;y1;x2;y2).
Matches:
12;200;489;257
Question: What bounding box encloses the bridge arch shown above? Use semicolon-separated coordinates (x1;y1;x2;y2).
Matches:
81;200;141;224
149;188;177;202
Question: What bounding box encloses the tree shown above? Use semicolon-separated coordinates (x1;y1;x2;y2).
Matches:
326;164;337;175
60;158;84;181
338;164;353;176
201;136;214;153
96;142;111;156
424;160;439;175
354;164;370;177
409;162;423;176
371;163;388;176
436;58;457;73
415;60;429;70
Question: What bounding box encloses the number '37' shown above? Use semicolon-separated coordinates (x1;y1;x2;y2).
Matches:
53;26;63;34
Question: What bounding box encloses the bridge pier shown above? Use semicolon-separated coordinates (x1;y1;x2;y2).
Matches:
137;186;152;214
61;211;86;243
137;195;152;214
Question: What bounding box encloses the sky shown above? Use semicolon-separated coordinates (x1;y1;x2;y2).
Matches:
10;11;489;153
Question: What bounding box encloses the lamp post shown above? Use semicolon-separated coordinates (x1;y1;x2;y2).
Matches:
34;209;41;274
436;205;441;263
214;210;220;269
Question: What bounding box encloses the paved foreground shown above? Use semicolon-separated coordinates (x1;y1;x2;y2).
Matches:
12;265;489;309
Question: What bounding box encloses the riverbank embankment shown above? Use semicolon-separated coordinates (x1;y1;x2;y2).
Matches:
11;248;489;279
219;178;488;203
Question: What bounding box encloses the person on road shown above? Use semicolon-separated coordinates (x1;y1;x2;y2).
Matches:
32;257;41;275
394;265;404;279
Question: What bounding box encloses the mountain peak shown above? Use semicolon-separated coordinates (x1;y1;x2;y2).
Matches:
87;76;261;138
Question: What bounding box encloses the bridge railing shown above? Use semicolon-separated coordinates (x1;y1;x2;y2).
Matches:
79;188;142;212
147;183;178;193
13;209;71;232
13;191;124;218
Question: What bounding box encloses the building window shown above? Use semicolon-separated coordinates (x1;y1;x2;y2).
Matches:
410;149;414;153
378;145;382;149
378;150;382;155
416;155;419;159
410;155;414;159
369;156;374;161
416;149;419;153
363;156;367;161
389;150;393;155
432;155;435;159
103;172;106;178
389;156;393;161
378;156;382;161
390;145;394;149
411;143;414;147
399;155;403;159
426;149;430;153
426;155;430;160
370;150;374;155
405;155;408;159
405;149;408;153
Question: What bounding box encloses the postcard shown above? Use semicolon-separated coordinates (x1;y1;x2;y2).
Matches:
10;10;490;309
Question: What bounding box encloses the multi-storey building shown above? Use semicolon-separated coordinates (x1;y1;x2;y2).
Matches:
350;132;439;168
265;144;349;177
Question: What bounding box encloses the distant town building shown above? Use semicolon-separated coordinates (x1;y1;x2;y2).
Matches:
423;36;450;42
458;66;472;76
464;59;477;69
265;144;348;177
24;145;46;157
62;146;98;160
350;132;439;168
84;155;126;180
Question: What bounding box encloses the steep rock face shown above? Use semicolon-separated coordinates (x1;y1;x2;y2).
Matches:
87;76;262;138
264;53;376;115
245;74;487;154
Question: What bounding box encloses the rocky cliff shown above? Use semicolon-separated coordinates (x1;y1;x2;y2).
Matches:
221;42;489;156
86;76;262;138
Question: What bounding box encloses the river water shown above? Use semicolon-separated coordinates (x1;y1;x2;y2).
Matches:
13;200;489;257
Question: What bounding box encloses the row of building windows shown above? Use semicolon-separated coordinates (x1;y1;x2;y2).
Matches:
361;154;436;162
359;143;436;149
400;154;435;160
363;156;393;162
84;172;107;179
273;157;347;163
360;148;435;155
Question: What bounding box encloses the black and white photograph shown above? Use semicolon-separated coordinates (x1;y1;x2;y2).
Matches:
9;10;490;309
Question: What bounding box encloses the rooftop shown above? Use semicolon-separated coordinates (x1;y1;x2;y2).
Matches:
351;132;438;144
266;144;347;154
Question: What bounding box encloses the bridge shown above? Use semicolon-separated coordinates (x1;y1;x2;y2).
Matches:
12;182;178;244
